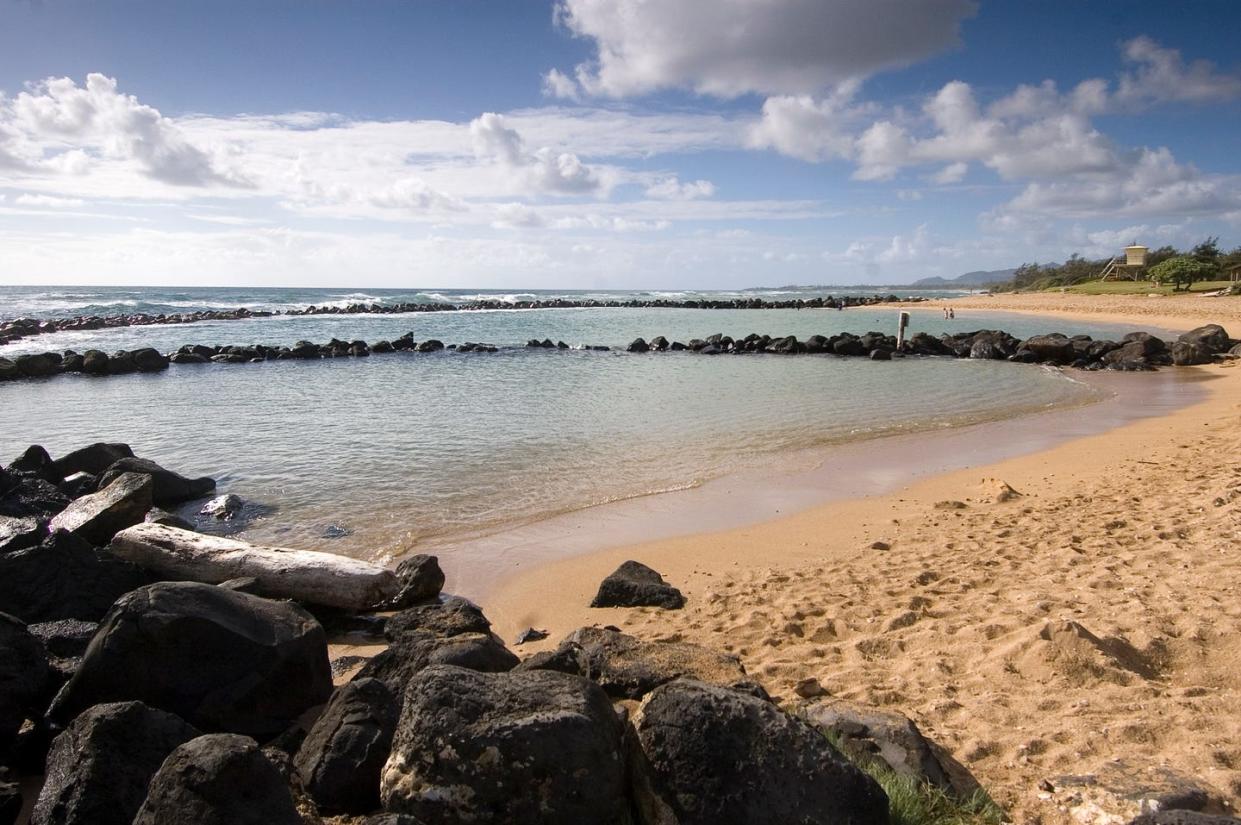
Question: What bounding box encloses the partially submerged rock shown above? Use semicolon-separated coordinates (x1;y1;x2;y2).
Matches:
32;701;200;825
380;665;629;824
97;457;214;506
108;523;399;610
590;560;685;609
50;443;134;479
50;581;332;738
199;494;243;520
132;734;302;825
631;679;889;825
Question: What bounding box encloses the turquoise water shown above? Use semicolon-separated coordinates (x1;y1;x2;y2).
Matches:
0;286;1156;564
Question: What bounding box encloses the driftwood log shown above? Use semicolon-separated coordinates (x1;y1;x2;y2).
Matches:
109;523;398;610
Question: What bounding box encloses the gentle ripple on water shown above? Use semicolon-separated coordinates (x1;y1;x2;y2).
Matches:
0;302;1127;564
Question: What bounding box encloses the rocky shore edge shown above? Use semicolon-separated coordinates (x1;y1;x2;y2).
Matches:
0;294;921;347
2;323;1237;384
2;441;1236;824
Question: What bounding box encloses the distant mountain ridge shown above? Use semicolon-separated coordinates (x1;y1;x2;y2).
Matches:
909;268;1016;288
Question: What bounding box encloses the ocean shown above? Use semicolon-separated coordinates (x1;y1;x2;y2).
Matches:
0;284;1155;566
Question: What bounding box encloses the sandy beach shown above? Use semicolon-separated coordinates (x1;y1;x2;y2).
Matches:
487;295;1241;823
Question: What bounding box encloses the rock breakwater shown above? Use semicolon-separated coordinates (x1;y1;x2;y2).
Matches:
2;324;1235;385
0;294;920;346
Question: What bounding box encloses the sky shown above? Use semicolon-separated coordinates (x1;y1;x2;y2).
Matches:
1;0;1240;289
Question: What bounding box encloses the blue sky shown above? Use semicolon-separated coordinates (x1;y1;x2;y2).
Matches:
1;0;1239;288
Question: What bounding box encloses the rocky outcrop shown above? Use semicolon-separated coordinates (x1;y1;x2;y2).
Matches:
132;734;302;825
630;679;889;825
381;665;630;824
0;515;43;554
355;629;519;702
108;523;399;610
518;626;752;700
591;560;685;609
49;443;134;478
48;472;152;545
32;701;200;825
97;457;214;505
386;554;445;608
802;699;982;800
0;613;50;752
0;530;151;623
49;581;332;737
199;494;242;520
384;596;492;641
294;677;399;814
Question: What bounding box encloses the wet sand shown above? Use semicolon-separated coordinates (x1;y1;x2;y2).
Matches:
485;296;1241;822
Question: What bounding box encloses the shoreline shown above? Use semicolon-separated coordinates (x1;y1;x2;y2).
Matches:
438;367;1204;603
484;302;1241;821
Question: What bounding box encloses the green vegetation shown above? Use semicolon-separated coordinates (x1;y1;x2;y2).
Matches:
1057;279;1233;296
815;727;1006;825
994;236;1240;293
1148;256;1220;291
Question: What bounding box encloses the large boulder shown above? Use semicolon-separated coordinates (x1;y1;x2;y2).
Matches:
1018;334;1076;364
355;629;518;702
15;353;60;378
1178;324;1230;354
386;554;445;608
384;596;492;642
1171;340;1215;366
294;677;399;814
380;665;629;824
48;472;152;545
591;560;684;609
97;457;215;505
8;445;58;482
802;699;981;800
0;530;151;623
631;680;889;825
518;626;751;700
0;612;50;752
80;351;109;376
51;443;134;478
131;348;169;372
31;701;200;825
132;734;302;825
0;515;43;554
27;619;98;677
49;581;332;737
0;474;70;520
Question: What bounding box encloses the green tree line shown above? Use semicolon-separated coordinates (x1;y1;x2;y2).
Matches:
996;237;1241;292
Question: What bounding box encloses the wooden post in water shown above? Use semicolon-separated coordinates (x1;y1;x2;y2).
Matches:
897;311;910;351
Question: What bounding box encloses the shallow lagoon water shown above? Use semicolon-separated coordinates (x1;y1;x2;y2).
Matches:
0;291;1164;564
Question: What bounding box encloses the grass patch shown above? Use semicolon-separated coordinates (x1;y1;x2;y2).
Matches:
1048;279;1235;296
816;726;1007;825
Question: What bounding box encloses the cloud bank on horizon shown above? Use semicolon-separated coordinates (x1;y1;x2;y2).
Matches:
0;0;1239;287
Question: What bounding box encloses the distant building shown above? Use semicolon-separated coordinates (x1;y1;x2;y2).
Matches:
1099;244;1148;281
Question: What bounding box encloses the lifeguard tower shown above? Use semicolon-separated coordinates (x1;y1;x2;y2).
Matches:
1099;244;1149;281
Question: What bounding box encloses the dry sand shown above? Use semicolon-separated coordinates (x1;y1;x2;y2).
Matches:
486;295;1241;823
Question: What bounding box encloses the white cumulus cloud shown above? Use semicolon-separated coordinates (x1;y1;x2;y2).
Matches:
551;0;977;98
